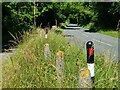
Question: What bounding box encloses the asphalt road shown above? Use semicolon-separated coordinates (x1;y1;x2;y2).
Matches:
0;49;15;61
63;24;118;60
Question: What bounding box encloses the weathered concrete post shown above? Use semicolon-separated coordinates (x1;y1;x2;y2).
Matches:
86;41;94;82
44;44;51;60
39;30;43;38
56;51;64;87
79;67;93;88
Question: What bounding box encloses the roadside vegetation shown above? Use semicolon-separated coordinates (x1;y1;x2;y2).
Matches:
2;27;118;88
84;23;118;38
98;30;118;38
2;2;119;89
2;2;120;45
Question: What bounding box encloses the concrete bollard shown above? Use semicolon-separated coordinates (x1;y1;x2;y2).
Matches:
44;44;51;60
79;67;93;88
56;51;64;87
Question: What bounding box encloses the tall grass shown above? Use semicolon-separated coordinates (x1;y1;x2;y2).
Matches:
2;27;118;88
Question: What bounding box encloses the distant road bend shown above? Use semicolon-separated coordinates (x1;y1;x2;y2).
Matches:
63;24;118;60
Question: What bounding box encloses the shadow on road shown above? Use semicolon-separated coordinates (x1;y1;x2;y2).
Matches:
84;29;97;33
64;28;79;30
63;34;74;37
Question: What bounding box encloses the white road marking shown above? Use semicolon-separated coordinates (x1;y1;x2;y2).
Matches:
82;33;88;37
93;39;112;47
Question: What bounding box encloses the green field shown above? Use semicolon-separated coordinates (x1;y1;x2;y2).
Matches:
2;27;118;88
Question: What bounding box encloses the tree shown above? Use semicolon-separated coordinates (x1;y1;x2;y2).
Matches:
2;2;40;44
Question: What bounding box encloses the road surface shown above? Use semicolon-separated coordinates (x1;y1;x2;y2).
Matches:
63;24;118;60
0;49;15;61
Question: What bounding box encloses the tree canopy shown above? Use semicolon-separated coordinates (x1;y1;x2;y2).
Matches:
2;2;120;44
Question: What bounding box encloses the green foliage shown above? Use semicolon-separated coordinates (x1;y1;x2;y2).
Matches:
59;23;66;29
84;22;97;32
98;29;118;38
84;22;94;29
36;2;93;27
91;2;120;29
3;2;120;44
54;28;63;34
2;2;40;44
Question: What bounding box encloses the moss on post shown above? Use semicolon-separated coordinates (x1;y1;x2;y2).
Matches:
44;44;51;60
79;67;93;88
56;51;64;87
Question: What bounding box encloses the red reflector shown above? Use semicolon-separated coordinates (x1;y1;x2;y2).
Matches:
88;48;94;55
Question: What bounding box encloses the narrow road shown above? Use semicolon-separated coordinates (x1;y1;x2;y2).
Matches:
0;52;13;61
63;24;118;60
0;49;15;61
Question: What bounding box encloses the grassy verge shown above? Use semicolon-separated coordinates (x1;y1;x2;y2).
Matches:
2;27;118;88
84;23;118;38
98;30;118;38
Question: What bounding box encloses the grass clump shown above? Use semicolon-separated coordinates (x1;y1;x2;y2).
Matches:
2;27;118;88
59;23;67;29
95;55;118;88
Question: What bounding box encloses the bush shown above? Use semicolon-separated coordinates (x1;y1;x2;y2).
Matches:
51;26;57;32
89;23;97;32
51;26;63;34
54;28;63;34
2;2;40;44
84;22;97;32
84;22;93;29
59;23;66;29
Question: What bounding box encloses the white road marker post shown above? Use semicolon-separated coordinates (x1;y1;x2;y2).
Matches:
56;51;64;87
86;41;94;83
45;34;48;39
44;44;51;60
45;28;48;39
